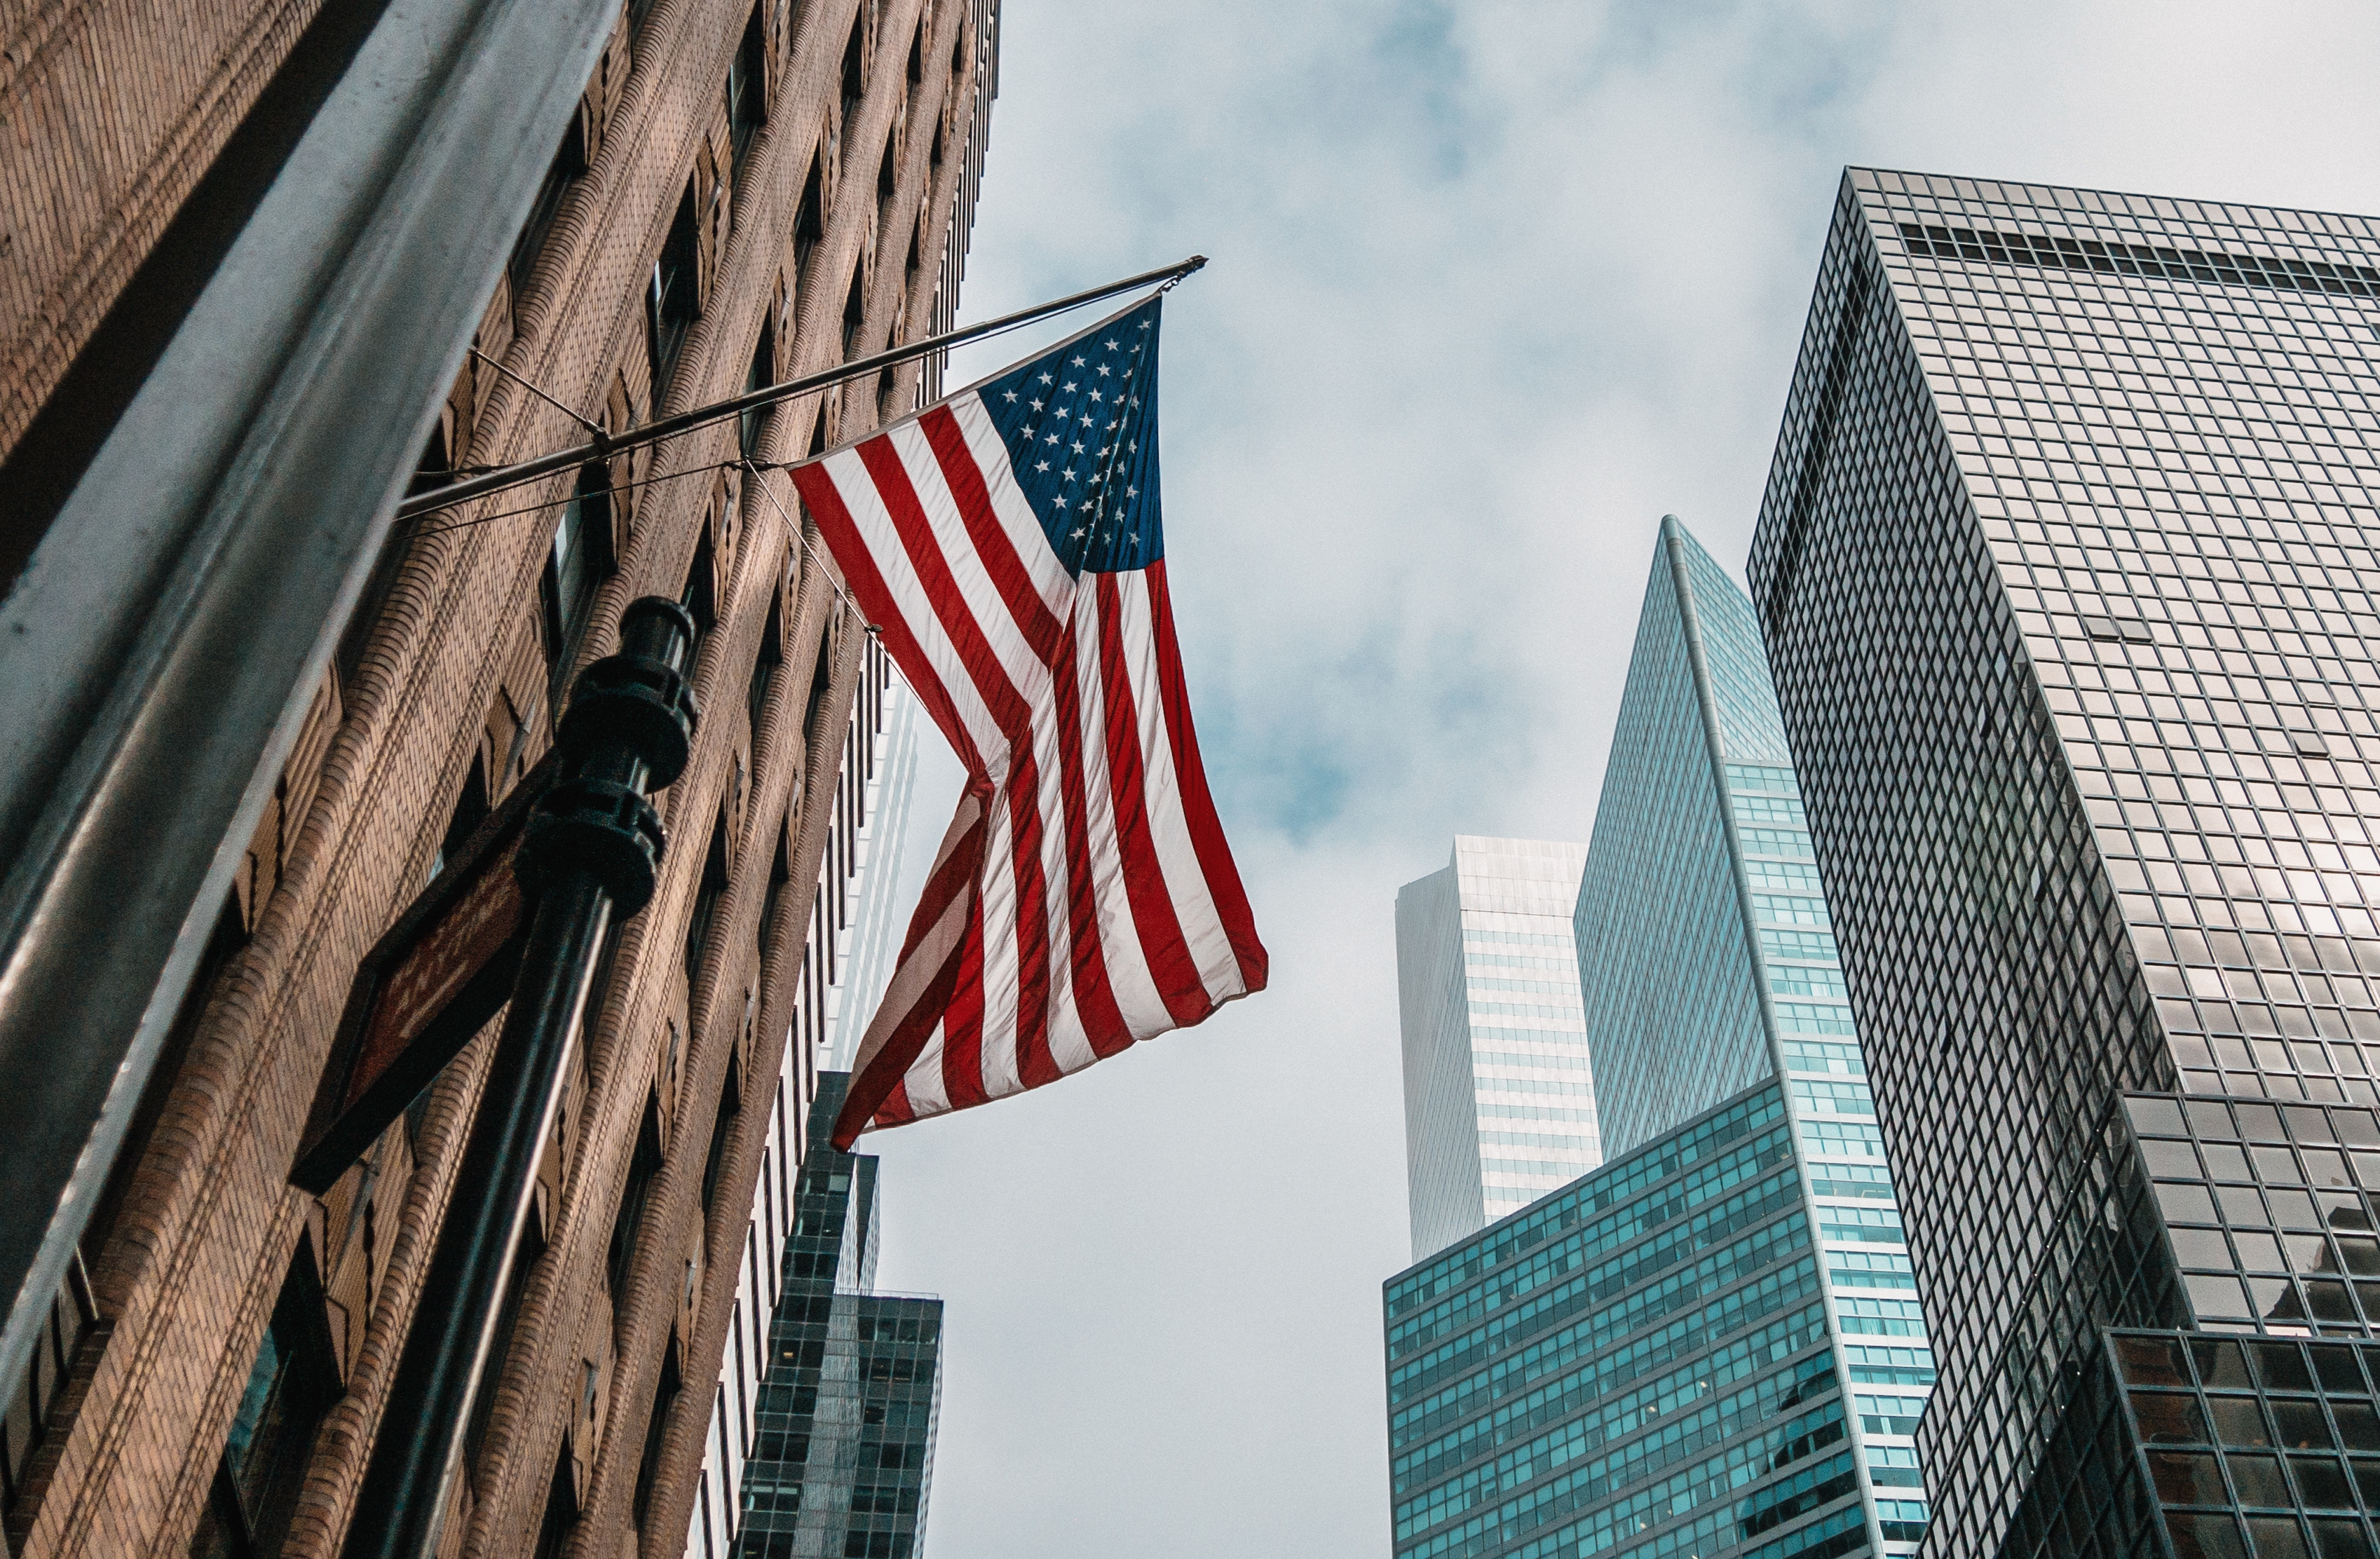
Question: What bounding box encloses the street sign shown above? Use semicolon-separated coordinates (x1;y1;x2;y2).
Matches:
290;751;564;1194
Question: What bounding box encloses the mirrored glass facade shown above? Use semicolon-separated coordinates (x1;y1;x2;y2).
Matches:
736;1073;942;1559
1380;519;1932;1559
1578;517;1812;1156
691;655;923;1558
1747;169;2380;1557
1382;1078;1928;1559
1401;838;1603;1258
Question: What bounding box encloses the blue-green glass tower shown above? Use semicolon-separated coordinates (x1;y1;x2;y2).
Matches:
1381;518;1929;1559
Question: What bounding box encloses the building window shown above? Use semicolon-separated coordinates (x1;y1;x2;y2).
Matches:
681;522;717;641
646;181;702;405
509;116;586;301
838;13;865;123
685;818;730;985
631;1339;683;1528
701;1054;742;1215
728;6;766;181
0;1258;98;1522
842;269;866;360
188;1243;340;1559
430;755;489;883
759;819;791;963
803;628;837;747
334;433;446;695
543;462;611;684
463;1223;546;1483
531;1447;578;1559
794;153;826;282
606;1097;665;1301
81;892;246;1277
747;592;783;740
741;322;777;461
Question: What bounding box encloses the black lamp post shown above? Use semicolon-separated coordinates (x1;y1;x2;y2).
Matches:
339;597;699;1559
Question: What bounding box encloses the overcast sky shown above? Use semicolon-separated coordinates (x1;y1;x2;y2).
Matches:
863;5;2380;1554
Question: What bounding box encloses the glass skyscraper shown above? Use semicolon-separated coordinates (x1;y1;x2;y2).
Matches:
1748;170;2380;1558
1577;517;1830;1157
1400;836;1603;1257
688;651;927;1558
1381;520;1930;1559
735;1073;943;1559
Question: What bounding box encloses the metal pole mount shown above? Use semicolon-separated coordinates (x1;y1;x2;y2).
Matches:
341;597;699;1559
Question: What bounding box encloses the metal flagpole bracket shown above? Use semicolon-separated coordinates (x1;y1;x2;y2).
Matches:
397;254;1211;524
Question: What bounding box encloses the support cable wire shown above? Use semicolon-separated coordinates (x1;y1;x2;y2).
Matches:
744;458;862;620
410;457;734;537
745;462;914;709
467;345;606;440
396;257;1204;524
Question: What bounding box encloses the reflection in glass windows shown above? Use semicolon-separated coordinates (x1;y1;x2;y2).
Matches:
1748;168;2380;1555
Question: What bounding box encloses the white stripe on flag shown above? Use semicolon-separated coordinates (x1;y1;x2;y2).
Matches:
1068;581;1172;1039
948;395;1076;620
1111;573;1244;1002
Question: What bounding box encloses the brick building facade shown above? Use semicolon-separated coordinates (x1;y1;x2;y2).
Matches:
0;0;996;1553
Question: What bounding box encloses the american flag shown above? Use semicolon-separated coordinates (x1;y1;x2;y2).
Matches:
790;295;1267;1148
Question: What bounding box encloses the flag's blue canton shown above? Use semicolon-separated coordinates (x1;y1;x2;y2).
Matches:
979;297;1163;577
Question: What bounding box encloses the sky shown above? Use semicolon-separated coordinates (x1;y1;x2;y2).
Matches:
862;4;2380;1555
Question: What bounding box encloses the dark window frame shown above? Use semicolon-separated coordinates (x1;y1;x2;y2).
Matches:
334;430;447;695
700;1053;742;1216
794;153;826;281
838;13;865;123
646;182;702;406
630;1338;683;1528
841;268;866;360
605;1095;665;1302
430;754;490;884
463;1220;548;1484
531;1445;578;1559
187;1238;341;1559
747;590;783;742
508;115;587;301
541;461;614;695
740;321;777;461
684;816;731;986
681;522;718;641
758;818;791;963
727;6;767;179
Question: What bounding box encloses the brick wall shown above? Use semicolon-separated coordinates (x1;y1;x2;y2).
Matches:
0;0;993;1553
0;0;323;461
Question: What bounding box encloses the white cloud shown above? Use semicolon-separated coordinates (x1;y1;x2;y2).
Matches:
875;3;2380;1553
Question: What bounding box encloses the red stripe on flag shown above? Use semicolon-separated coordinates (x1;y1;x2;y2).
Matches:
832;789;988;1147
1093;573;1211;1026
790;464;988;777
835;925;966;1149
934;890;992;1113
1044;614;1132;1065
920;407;1066;665
871;1077;916;1135
1143;560;1268;991
857;437;1035;754
997;739;1056;1087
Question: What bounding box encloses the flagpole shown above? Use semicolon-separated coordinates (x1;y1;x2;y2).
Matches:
397;255;1207;524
